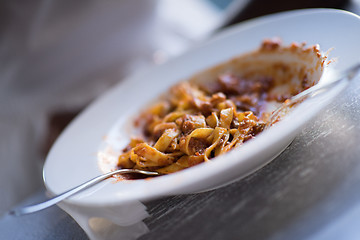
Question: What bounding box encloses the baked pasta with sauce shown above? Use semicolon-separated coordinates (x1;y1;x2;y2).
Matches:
115;39;326;175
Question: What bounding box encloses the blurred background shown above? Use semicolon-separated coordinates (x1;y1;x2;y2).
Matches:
0;0;358;238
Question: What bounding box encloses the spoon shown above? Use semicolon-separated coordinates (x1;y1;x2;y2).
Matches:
265;63;360;129
8;169;160;216
9;63;360;217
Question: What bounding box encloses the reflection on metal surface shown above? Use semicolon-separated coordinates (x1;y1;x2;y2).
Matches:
60;200;149;240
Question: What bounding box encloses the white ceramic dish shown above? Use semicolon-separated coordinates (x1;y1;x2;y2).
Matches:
44;9;360;211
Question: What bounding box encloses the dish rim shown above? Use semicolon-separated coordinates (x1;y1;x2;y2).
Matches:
43;8;360;207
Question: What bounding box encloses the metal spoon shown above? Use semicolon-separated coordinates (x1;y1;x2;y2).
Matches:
8;169;160;216
265;63;360;129
9;63;360;217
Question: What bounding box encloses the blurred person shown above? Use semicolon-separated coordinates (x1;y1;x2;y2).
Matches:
0;0;158;215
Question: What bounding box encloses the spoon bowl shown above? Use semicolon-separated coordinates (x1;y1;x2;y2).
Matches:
265;63;360;129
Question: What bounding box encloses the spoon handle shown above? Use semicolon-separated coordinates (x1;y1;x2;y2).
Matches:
266;63;360;129
8;169;159;216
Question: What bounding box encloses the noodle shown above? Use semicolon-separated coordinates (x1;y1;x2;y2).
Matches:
115;39;325;175
117;81;266;174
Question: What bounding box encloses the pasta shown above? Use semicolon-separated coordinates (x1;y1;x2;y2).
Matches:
117;80;268;174
115;39;325;175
